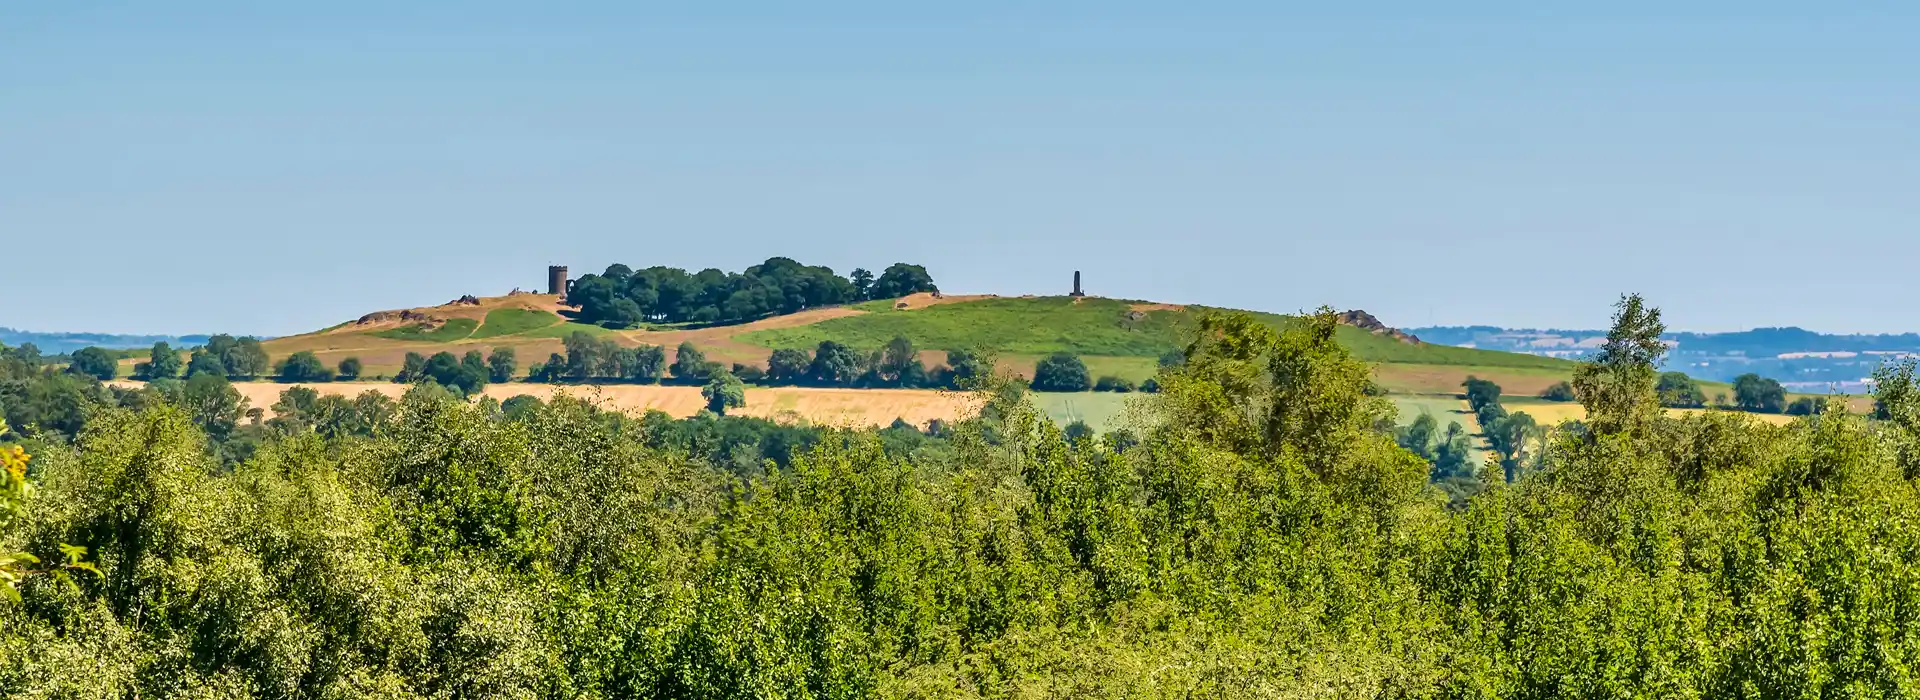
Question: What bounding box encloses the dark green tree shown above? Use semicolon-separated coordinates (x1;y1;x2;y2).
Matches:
396;352;426;383
671;341;712;382
1655;371;1707;408
867;262;938;299
182;372;246;439
1785;396;1826;416
277;351;334;382
223;337;272;379
487;348;517;383
1732;373;1788;413
767;348;811;384
944;348;985;389
1572;293;1666;435
185;348;226;378
67;347;117;381
501;394;544;421
850;268;875;300
1539;381;1576;402
807;341;863;386
564;332;601;381
1031;353;1092;392
878;336;920;387
1461;376;1502;414
145;342;182;380
703;372;747;415
337;357;363;380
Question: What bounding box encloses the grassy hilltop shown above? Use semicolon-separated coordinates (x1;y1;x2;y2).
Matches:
256;292;1580;397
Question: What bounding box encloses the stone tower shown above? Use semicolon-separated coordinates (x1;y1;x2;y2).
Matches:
547;266;569;300
1070;270;1084;297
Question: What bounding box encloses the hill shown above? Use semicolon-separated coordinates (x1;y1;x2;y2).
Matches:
0;327;211;356
256;291;1578;397
1411;323;1920;390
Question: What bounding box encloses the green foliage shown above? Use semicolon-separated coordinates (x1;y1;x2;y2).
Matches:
142;341;182;380
1785;396;1826;416
875;335;925;387
743;295;1574;372
420;351;487;395
669;341;713;381
184;348;226;378
551;333;664;384
395;351;427;383
181;371;246;440
808;341;863;386
203;334;272;379
1032;352;1092;392
1539;380;1576;402
1656;370;1708;408
373;317;480;342
1093;375;1135;392
570;257;927;327
1461;375;1502;413
65;347;117;380
275;350;335;382
336;356;363;380
766;347;811;384
1573;293;1666;435
486;347;516;382
702;372;746;415
469;308;562;339
1733;372;1788;413
17;295;1920;697
866;262;938;299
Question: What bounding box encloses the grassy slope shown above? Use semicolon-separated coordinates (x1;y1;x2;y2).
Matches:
470;309;562;339
741;296;1570;368
736;296;1576;392
265;294;1608;398
373;318;479;343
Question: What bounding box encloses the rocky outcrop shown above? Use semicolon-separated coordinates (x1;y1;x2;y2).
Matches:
445;295;481;306
354;310;442;327
1337;310;1421;345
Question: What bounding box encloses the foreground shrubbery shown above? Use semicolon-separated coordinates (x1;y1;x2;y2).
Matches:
5;299;1920;697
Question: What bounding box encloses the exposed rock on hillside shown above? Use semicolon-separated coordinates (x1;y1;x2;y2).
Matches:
1338;309;1421;345
354;310;442;327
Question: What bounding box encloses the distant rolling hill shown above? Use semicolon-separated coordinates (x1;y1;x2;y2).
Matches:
255;292;1580;397
0;327;211;355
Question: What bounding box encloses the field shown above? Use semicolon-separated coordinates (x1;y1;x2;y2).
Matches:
265;292;1852;415
119;380;982;429
1500;396;1806;426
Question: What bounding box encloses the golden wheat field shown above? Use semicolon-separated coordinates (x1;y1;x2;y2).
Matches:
114;381;982;428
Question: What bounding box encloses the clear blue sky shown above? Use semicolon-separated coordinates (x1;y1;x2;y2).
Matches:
5;2;1916;336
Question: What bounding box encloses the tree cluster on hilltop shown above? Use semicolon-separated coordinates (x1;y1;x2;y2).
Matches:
567;257;937;327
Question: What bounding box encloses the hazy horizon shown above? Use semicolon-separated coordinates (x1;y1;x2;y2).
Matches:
6;3;1916;336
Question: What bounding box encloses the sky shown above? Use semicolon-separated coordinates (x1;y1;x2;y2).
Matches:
4;2;1917;336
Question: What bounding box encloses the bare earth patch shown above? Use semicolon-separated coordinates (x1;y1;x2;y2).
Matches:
888;292;998;310
1128;302;1186;312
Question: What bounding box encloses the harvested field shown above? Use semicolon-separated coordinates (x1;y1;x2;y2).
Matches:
1500;397;1802;426
119;381;981;428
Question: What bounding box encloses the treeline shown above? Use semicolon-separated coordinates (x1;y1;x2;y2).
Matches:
569;257;937;327
16;300;1920;696
522;333;1157;395
1546;369;1823;415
